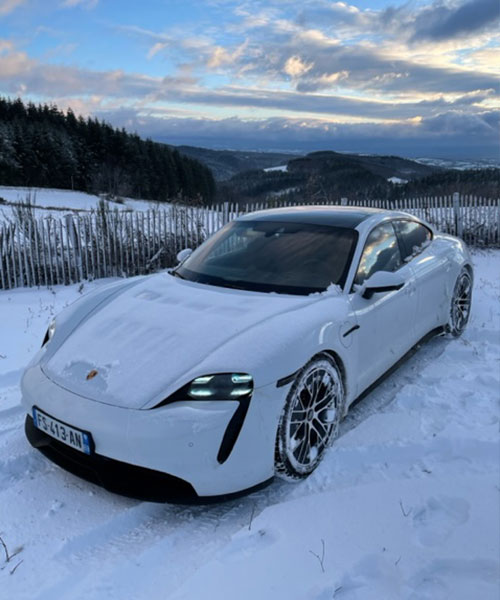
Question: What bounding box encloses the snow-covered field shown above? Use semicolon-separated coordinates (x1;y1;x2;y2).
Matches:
0;251;499;600
264;164;288;172
0;186;162;223
415;157;500;170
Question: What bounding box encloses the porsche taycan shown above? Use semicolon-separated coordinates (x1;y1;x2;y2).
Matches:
22;206;473;501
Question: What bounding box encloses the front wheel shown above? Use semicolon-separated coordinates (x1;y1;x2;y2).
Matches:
275;354;345;481
446;269;472;337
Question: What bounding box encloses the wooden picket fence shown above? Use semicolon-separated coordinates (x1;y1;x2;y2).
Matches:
0;193;498;290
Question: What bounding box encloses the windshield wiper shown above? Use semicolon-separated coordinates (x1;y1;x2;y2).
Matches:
170;269;186;280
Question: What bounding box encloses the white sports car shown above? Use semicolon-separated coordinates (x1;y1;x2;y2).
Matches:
22;207;473;502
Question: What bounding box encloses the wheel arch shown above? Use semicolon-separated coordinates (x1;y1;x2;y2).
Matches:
310;348;351;414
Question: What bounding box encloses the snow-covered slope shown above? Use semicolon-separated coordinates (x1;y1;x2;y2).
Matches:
264;165;288;172
0;251;499;600
0;186;163;223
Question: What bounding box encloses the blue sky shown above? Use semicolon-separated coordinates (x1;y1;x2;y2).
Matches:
0;0;499;158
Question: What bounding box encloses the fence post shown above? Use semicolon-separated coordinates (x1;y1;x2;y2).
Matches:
0;223;6;289
65;213;83;283
340;197;348;206
453;192;463;238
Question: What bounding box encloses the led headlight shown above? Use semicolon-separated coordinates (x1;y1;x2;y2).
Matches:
188;373;253;400
42;319;56;347
154;373;254;408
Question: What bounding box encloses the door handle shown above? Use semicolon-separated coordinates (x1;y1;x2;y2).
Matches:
342;324;360;338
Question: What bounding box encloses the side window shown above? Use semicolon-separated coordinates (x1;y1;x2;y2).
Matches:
354;222;402;286
393;220;432;262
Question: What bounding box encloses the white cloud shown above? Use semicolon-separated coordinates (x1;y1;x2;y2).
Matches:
0;0;25;15
0;33;495;124
460;46;500;74
0;39;33;76
298;70;349;91
147;42;168;60
207;40;249;68
61;0;99;8
284;56;313;77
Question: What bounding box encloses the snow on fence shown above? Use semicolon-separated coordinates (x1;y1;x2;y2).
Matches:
0;193;498;290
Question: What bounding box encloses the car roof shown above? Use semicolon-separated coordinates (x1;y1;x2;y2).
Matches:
237;205;389;229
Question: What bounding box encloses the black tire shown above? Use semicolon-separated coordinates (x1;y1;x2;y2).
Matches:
275;354;345;481
446;268;472;337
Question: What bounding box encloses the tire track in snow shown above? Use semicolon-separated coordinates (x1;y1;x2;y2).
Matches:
7;334;458;600
340;333;448;435
0;368;24;389
0;404;24;435
34;497;264;600
0;451;53;488
0;403;24;420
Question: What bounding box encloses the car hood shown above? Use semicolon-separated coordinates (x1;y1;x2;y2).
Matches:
41;273;334;409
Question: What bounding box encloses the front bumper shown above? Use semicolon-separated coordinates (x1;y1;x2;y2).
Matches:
25;415;196;502
25;416;272;503
21;364;286;499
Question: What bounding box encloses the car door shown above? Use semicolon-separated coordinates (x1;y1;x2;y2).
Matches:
393;219;448;338
348;221;418;395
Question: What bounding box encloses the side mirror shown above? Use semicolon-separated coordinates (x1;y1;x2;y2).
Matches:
360;271;405;299
176;248;193;264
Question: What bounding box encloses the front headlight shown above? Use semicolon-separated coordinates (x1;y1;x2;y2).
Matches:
154;373;253;408
42;319;56;347
188;373;253;399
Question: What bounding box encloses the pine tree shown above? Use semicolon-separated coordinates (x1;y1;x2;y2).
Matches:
0;96;217;204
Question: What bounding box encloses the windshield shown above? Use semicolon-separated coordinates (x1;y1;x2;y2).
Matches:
174;220;358;295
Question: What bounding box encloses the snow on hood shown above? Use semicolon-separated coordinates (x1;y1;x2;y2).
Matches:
41;274;322;409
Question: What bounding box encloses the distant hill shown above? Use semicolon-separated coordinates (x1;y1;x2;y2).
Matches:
174;145;296;180
0;97;215;204
400;168;500;198
289;151;438;180
217;150;444;204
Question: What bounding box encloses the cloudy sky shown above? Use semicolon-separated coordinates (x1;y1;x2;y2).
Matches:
0;0;499;158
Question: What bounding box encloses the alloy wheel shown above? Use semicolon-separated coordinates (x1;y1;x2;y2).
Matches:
450;271;472;335
280;358;343;476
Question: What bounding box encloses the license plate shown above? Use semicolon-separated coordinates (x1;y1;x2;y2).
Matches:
32;407;92;455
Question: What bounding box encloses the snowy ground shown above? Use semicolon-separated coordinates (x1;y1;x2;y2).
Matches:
0;186;161;223
414;157;500;170
0;251;499;600
264;165;288;172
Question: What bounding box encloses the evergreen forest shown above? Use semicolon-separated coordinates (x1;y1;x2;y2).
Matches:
0;97;215;204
